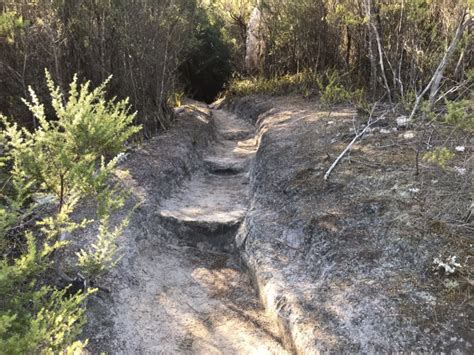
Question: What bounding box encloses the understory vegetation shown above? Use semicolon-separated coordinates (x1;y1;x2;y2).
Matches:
225;1;473;125
0;72;139;352
0;0;473;352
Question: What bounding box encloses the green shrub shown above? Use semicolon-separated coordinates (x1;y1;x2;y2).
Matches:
401;90;417;113
423;147;455;169
76;184;130;278
168;91;185;108
0;71;140;352
226;70;321;98
444;93;474;131
0;11;26;44
317;70;352;107
0;228;90;353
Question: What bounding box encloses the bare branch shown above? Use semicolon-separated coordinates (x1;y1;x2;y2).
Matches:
408;10;471;121
324;106;386;181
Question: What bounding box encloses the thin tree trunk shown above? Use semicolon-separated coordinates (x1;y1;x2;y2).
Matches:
346;26;351;68
408;10;471;120
366;0;378;95
372;22;392;104
428;10;471;108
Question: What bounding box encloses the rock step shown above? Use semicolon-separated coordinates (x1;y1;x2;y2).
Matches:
155;214;242;250
156;172;248;249
204;156;247;175
220;129;253;141
212;109;255;141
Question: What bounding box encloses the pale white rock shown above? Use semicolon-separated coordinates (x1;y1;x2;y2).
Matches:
282;228;304;249
33;193;56;206
403;131;415;139
116;152;129;164
455;146;465;152
454;166;466;176
396;115;410;127
433;255;461;275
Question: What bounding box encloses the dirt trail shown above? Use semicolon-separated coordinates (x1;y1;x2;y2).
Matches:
102;110;288;354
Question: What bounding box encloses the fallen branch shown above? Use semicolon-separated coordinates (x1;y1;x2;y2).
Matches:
323;107;386;181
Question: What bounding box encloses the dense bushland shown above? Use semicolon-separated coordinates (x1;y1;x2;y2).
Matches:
224;1;473;102
179;7;233;103
1;1;472;123
0;0;234;135
223;0;473;160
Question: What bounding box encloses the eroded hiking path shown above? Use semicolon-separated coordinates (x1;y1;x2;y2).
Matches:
104;110;287;354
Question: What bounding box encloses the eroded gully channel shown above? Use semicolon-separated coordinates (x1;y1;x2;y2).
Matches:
101;109;289;354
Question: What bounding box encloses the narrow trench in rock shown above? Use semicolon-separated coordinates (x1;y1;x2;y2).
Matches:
99;109;289;354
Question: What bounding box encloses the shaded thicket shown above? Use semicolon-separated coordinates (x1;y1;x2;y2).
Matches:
203;0;255;72
0;0;201;136
179;7;233;103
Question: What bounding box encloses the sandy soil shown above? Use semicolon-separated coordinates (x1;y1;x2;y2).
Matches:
85;108;288;354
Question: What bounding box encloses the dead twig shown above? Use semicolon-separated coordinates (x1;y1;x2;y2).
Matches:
323;105;386;181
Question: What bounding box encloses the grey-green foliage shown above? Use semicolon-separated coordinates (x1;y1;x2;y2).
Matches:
317;70;353;107
444;92;474;131
0;71;140;352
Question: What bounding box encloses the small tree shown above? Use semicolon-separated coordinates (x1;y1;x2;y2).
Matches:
10;70;140;213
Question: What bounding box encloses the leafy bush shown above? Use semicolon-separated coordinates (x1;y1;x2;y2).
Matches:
0;226;90;353
423;147;455;169
0;71;140;352
76;185;131;278
168;91;185;108
317;71;350;107
444;92;474;131
0;11;26;44
316;70;365;108
180;7;232;103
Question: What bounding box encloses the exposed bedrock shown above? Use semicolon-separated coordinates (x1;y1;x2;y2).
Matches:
222;95;472;353
82;100;288;354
